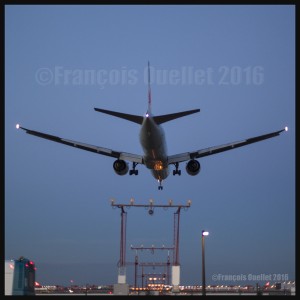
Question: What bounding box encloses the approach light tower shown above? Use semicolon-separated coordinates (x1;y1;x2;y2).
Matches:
110;198;191;291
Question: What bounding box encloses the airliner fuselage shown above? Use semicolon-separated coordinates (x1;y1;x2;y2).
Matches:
139;114;169;183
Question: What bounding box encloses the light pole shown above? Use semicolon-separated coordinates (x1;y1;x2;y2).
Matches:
202;230;209;296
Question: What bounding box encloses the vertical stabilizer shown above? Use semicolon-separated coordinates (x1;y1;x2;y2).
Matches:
147;61;152;114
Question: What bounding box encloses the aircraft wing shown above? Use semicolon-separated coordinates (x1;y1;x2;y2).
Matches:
168;128;288;164
17;126;144;164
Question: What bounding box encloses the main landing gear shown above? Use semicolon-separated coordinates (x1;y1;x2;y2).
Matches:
173;162;181;176
129;162;139;175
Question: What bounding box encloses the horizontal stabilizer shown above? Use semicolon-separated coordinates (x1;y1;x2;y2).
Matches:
94;108;143;124
153;109;200;124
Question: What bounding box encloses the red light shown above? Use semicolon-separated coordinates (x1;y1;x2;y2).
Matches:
25;264;29;267
29;261;34;265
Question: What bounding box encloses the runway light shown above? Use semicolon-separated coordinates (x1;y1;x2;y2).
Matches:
16;124;20;129
285;126;288;132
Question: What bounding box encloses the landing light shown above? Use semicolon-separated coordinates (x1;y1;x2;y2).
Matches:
145;113;149;118
285;126;288;132
16;124;20;129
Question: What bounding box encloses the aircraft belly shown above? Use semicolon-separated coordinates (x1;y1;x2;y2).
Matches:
151;168;169;180
140;117;168;171
142;136;168;170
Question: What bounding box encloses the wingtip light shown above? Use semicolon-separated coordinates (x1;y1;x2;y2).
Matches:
285;126;288;132
16;124;20;129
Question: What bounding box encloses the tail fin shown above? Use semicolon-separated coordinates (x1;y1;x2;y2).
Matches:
146;62;200;124
147;61;152;114
94;62;200;125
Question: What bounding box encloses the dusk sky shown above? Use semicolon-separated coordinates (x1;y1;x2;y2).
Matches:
5;5;295;287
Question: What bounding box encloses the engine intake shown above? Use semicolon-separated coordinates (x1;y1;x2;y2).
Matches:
186;160;201;176
113;159;129;176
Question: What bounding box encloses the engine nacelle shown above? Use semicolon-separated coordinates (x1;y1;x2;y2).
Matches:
113;159;129;176
186;160;201;176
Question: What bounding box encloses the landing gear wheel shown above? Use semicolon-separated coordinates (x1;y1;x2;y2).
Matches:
173;170;181;176
129;169;139;176
173;162;181;176
129;162;139;176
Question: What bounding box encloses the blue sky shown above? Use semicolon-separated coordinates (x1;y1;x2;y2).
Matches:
5;5;295;287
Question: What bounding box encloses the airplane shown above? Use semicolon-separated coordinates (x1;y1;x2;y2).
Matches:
16;62;288;190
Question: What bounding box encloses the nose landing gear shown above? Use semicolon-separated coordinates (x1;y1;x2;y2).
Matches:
158;180;163;190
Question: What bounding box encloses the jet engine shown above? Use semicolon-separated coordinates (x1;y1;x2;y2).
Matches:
186;159;201;176
113;159;129;175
